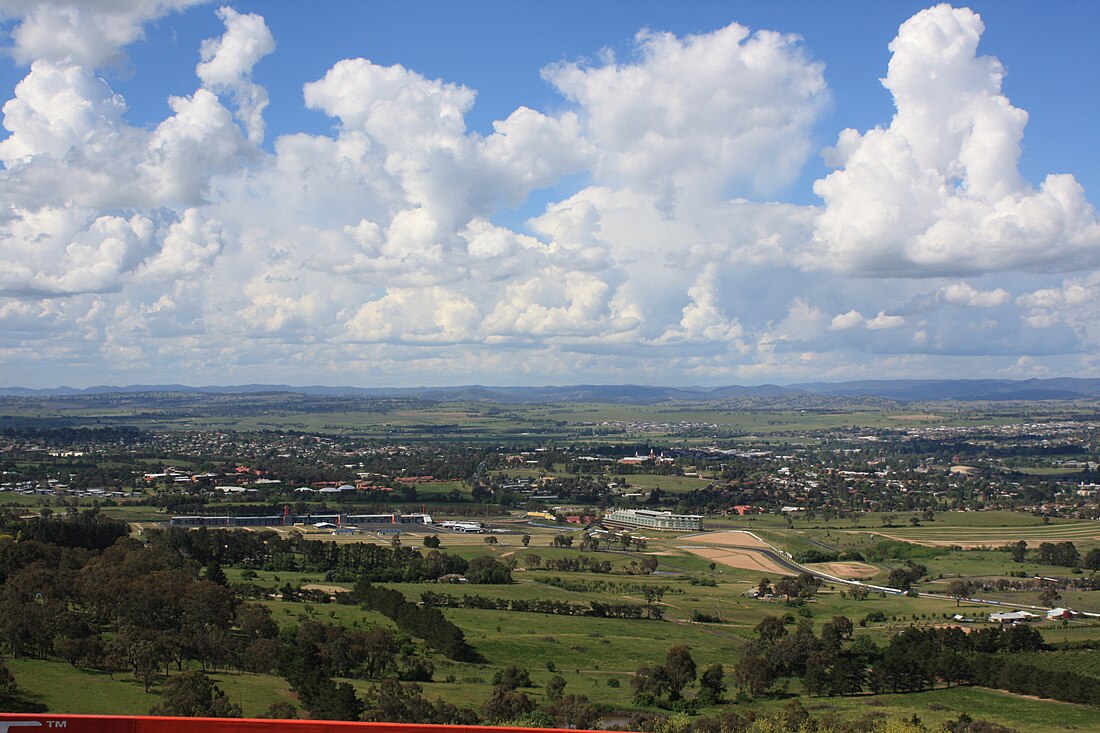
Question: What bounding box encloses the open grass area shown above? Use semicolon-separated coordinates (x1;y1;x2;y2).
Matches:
12;639;1099;730
780;685;1100;733
860;522;1100;548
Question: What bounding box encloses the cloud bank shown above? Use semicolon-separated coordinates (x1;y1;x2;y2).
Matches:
0;2;1098;387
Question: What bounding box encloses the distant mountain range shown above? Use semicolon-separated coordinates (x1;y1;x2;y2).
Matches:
4;378;1100;403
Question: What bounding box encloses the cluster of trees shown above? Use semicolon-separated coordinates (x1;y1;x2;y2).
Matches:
972;656;1100;706
2;509;129;550
418;591;655;619
728;613;1079;705
757;573;822;601
532;576;679;596
886;561;928;591
523;553;616;574
354;583;475;661
147;526;500;583
1010;539;1100;569
631;645;725;709
0;534;240;691
792;548;867;564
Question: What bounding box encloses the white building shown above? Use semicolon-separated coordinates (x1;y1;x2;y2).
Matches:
603;508;704;531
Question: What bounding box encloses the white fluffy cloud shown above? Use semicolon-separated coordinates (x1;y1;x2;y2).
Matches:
829;310;905;331
544;22;827;212
0;2;1097;386
0;0;203;67
196;7;275;144
809;4;1100;276
939;282;1010;308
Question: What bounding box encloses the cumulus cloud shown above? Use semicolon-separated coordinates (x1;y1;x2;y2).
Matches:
829;310;905;331
0;207;154;296
1015;278;1099;330
809;4;1100;276
543;22;827;211
0;3;1098;386
346;287;478;343
0;60;126;164
938;282;1010;307
0;0;204;68
196;7;275;144
654;265;744;344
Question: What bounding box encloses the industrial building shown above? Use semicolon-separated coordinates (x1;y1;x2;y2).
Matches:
169;512;432;528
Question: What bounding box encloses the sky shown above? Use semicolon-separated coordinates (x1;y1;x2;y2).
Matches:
1;1;1099;389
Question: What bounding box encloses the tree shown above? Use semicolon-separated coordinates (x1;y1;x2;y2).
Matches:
545;674;567;701
521;534;531;547
491;665;533;690
258;702;299;719
754;616;788;645
0;658;19;698
887;568;914;592
545;694;598;729
203;561;227;586
481;685;535;723
1011;540;1028;563
484;535;498;545
423;535;441;549
947;579;973;607
820;616;853;652
774;576;799;600
639;556;658;574
697;664;725;705
664;645;696;701
734;654;775;699
243;638;282;674
307;680;364;721
1038;586;1062;607
361;627;399;679
630;664;672;705
237;603;278;640
149;671;242;717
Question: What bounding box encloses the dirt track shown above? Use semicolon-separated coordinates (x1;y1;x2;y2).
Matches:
681;546;795;576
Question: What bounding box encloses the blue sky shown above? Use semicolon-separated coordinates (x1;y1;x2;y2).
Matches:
0;1;1099;387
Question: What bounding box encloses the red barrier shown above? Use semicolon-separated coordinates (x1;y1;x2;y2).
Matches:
0;715;602;733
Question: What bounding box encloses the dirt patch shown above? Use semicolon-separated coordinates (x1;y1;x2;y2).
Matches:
868;531;1033;549
302;583;350;595
804;561;879;579
682;546;794;576
679;530;772;549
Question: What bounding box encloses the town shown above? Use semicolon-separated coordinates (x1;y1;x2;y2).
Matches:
0;391;1099;731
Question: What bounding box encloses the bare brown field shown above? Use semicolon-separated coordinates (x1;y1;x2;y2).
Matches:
681;546;794;576
805;561;880;579
679;530;772;549
301;583;348;594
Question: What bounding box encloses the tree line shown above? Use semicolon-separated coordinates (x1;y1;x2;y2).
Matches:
418;590;657;619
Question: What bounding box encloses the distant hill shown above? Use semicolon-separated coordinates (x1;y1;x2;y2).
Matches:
3;378;1100;403
788;378;1100;401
